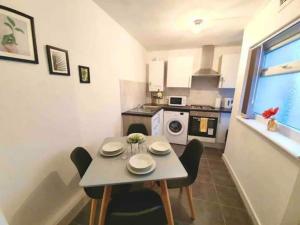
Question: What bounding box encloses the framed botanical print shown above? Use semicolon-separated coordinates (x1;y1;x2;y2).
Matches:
46;45;70;76
78;65;90;83
0;5;38;63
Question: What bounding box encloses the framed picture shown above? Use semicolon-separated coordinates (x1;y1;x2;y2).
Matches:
0;5;38;63
46;45;70;76
78;65;90;83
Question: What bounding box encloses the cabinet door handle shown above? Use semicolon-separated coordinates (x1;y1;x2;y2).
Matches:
220;77;224;87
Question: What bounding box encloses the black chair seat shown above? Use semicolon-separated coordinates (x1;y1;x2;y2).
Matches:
166;176;193;189
85;183;131;199
105;189;166;225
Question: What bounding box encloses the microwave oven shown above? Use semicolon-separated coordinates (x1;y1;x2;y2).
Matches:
168;96;187;106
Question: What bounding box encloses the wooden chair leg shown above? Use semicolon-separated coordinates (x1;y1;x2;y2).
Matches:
89;199;97;225
185;186;196;220
98;185;112;225
179;187;183;194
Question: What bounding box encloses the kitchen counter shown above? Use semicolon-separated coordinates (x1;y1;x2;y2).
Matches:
122;104;232;116
121;106;162;117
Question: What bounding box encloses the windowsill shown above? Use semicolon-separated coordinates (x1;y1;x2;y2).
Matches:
236;116;300;159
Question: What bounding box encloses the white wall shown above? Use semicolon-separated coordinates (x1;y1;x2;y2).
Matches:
0;0;146;224
224;0;300;225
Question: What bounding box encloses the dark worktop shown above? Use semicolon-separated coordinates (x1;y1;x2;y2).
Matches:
121;106;162;117
122;104;232;117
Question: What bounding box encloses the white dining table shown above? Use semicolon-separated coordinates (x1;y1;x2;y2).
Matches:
80;136;188;225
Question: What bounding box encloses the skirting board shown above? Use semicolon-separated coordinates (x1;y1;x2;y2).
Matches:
45;190;89;225
222;154;262;225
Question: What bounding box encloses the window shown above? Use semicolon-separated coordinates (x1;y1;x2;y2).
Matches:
242;21;300;131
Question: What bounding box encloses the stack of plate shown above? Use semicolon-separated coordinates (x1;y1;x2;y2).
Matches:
100;142;124;157
149;141;171;155
127;153;156;175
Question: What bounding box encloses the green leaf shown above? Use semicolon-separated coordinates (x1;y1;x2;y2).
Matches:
15;27;24;33
1;33;17;45
7;16;15;27
4;22;13;31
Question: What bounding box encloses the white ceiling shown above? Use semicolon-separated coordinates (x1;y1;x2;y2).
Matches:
94;0;267;50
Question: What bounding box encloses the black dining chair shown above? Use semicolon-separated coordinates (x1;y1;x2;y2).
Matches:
127;123;148;135
70;147;130;225
105;188;167;225
164;139;204;220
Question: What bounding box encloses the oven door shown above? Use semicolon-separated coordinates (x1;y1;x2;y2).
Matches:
188;116;218;138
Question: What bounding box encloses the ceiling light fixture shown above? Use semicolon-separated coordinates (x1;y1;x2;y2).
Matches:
192;19;203;33
194;19;203;25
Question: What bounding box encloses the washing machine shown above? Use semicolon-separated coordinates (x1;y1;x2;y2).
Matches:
164;110;189;145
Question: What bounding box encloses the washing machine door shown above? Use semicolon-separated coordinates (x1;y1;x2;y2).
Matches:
167;119;184;136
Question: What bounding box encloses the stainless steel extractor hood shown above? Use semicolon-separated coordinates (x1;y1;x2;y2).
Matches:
193;45;220;77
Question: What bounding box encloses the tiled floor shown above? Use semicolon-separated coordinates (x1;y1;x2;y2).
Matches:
70;145;252;225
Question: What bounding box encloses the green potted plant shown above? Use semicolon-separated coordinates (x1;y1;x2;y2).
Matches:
1;16;24;53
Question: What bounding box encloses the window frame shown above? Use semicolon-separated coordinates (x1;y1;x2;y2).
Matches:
241;18;300;136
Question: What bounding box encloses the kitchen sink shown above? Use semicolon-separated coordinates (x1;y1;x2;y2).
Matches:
142;105;161;110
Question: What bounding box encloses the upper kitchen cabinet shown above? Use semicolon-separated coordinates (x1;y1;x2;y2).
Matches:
149;61;165;92
218;53;240;88
167;56;194;88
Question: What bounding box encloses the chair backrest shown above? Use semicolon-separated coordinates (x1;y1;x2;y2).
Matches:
180;139;204;183
70;147;104;199
70;147;92;178
127;123;148;135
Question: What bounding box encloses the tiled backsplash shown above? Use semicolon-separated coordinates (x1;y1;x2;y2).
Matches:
146;77;235;106
119;80;147;112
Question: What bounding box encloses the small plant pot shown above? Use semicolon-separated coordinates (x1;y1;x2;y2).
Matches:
3;43;18;53
267;118;277;132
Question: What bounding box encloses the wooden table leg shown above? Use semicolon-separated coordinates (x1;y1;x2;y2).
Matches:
160;180;174;225
89;199;97;225
98;185;112;225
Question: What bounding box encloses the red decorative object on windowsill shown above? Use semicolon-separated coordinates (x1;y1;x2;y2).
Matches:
262;107;279;131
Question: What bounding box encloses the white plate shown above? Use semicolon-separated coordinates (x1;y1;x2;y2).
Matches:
102;142;123;153
127;133;146;143
149;147;171;155
150;142;170;152
99;148;124;157
127;160;156;175
128;153;154;171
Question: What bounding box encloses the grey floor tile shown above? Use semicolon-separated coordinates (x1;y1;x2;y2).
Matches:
192;181;219;203
207;159;227;173
196;167;213;183
215;185;245;209
221;206;253;225
192;199;225;225
204;149;223;161
199;157;209;169
211;170;236;187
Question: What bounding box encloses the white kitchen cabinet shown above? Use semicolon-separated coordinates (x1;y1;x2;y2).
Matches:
122;109;164;136
167;56;194;88
149;61;164;91
216;113;231;143
218;53;240;88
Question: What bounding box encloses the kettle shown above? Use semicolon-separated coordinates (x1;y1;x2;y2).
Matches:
223;98;233;109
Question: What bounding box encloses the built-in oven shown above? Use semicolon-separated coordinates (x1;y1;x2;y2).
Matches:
188;111;219;143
